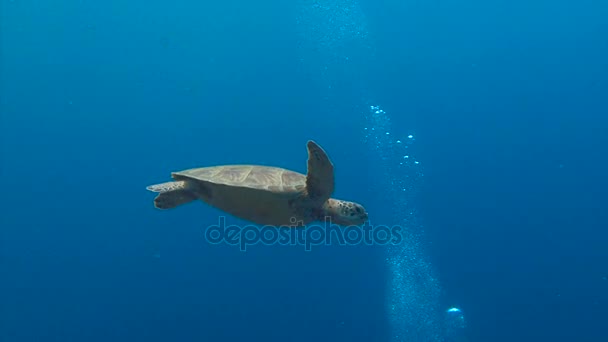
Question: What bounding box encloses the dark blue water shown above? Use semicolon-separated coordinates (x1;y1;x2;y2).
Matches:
1;1;607;341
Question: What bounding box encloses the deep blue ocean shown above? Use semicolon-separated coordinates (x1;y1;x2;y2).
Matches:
1;0;607;341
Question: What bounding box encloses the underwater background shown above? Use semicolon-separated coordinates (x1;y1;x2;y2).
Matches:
1;0;607;341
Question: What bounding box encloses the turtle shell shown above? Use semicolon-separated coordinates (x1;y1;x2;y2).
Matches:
171;165;311;226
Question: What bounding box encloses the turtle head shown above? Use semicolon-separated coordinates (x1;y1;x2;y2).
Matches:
321;198;368;226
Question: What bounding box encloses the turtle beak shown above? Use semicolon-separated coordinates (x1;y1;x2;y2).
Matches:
353;204;368;224
361;212;369;224
354;210;368;225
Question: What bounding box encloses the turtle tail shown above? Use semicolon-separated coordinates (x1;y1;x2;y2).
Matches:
146;181;197;209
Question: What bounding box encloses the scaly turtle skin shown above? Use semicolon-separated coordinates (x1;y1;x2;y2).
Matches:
146;140;368;227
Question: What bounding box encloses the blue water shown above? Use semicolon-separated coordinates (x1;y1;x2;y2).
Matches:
1;0;607;341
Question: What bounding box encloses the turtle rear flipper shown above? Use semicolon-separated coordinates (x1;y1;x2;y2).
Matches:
146;181;197;209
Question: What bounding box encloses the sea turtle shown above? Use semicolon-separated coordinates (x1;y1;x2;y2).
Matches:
146;140;368;227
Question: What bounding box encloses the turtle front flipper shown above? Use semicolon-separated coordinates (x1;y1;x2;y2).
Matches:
305;140;335;203
146;180;197;209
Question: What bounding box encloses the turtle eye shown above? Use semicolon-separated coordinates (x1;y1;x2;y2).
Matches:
355;207;362;214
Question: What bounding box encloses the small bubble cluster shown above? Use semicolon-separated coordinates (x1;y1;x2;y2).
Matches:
363;105;422;175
